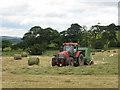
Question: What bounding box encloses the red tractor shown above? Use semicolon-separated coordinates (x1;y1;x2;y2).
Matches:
52;43;84;66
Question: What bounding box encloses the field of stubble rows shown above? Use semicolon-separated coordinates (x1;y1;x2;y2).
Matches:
2;49;119;88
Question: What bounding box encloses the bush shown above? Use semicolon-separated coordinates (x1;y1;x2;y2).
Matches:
94;41;104;49
91;49;102;52
108;41;120;47
117;41;120;47
28;43;47;55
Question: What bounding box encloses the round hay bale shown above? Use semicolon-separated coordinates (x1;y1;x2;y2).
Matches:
14;54;22;60
107;50;110;53
28;57;39;65
92;52;95;55
21;52;28;57
113;50;116;53
101;50;104;53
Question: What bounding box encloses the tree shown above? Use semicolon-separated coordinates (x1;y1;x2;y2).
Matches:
101;27;117;48
59;23;83;43
107;23;118;31
1;40;11;51
89;25;101;48
80;30;91;47
94;40;104;49
89;23;119;49
66;23;82;42
28;43;47;55
22;26;60;55
11;41;27;50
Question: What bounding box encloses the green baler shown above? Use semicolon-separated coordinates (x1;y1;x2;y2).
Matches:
78;48;94;65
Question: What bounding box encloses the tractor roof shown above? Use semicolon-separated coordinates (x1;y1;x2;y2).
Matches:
63;43;78;45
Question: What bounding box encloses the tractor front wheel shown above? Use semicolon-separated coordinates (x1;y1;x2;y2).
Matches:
66;57;74;66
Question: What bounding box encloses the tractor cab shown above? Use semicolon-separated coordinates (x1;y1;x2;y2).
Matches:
61;43;78;56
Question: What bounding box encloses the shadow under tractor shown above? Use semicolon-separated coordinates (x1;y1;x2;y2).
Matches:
52;43;94;66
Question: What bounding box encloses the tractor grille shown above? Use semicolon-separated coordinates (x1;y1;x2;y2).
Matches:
58;54;64;58
58;58;64;62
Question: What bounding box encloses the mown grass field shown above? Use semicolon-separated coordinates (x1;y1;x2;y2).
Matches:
2;49;119;88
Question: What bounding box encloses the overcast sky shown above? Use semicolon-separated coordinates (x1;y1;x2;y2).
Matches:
0;0;119;37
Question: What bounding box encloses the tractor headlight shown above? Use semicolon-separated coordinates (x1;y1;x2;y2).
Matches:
58;54;64;58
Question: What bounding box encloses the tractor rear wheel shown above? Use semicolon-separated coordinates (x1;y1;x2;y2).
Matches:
66;57;74;66
78;54;84;66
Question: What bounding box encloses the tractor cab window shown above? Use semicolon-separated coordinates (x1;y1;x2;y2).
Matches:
63;45;74;52
63;45;78;53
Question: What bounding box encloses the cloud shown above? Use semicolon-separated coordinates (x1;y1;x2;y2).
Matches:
1;19;30;29
0;27;27;37
0;4;30;16
0;0;119;37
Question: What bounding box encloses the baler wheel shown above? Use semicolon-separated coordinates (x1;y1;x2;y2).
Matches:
90;60;94;65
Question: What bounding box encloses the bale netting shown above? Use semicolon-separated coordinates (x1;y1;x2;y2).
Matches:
28;57;40;66
21;52;28;57
14;54;22;60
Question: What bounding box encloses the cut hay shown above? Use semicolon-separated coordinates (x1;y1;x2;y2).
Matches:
21;52;28;57
14;54;22;60
28;57;40;66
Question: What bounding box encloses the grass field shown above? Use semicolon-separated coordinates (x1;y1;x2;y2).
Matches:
2;49;119;88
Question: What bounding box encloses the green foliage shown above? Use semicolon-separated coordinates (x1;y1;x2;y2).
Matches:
3;47;11;51
108;41;120;47
8;23;120;55
11;41;28;50
1;40;11;51
94;40;104;49
28;43;47;55
59;23;82;43
21;26;60;55
89;24;119;48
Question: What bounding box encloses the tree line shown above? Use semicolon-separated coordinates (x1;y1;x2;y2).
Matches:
1;23;120;54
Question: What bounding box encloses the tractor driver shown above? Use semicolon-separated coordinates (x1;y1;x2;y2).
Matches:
69;45;74;56
69;46;74;52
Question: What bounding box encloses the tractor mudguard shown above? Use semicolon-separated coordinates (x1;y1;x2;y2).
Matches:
75;51;82;58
